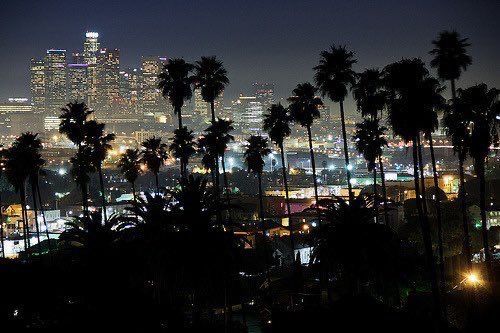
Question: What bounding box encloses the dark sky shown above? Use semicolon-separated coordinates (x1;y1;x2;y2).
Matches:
0;0;498;105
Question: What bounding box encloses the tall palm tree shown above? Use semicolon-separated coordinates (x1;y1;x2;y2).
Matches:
70;146;95;217
140;137;168;194
383;58;441;318
288;83;323;218
169;126;196;179
461;84;500;282
158;58;194;129
193;56;229;123
84;120;115;222
4;133;44;252
244;135;271;232
263;103;296;253
430;30;473;270
352;69;390;223
118;148;142;204
442;98;472;268
314;45;357;201
353;118;387;224
430;30;472;103
204;118;234;202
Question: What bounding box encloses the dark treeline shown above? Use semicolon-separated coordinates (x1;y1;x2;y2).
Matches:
0;30;499;332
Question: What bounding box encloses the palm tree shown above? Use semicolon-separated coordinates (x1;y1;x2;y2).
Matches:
352;69;390;223
288;83;323;218
430;30;472;103
140;137;168;194
118;148;142;204
263;103;296;253
84;120;115;222
353;118;387;224
204;119;235;202
70;146;95;217
169;126;196;179
314;45;357;201
59;101;93;150
461;84;500;282
383;58;441;318
244;135;271;239
442;99;472;268
430;30;473;270
193;56;229;123
4;133;44;252
158;58;194;129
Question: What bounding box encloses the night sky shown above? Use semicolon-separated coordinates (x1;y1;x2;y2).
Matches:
0;0;498;107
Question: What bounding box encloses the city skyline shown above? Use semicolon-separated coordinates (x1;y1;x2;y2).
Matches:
1;0;499;105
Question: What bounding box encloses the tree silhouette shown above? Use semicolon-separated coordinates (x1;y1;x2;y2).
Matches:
460;84;500;282
193;56;229;123
353;118;387;223
70;146;96;217
84;120;115;222
118;148;142;204
353;69;390;223
314;45;357;201
288;82;323;219
169;126;196;179
158;58;194;129
430;30;473;271
140;137;168;194
383;58;441;318
263;103;296;255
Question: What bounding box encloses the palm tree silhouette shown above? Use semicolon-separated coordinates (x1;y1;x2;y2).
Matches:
169;126;196;179
193;56;229;123
353;118;387;223
263;103;296;254
84;120;115;222
460;84;500;282
430;30;473;270
383;58;441;317
140;137;168;194
204;118;234;202
70;146;95;217
353;69;390;223
118;148;142;204
314;45;357;201
288;83;323;219
4;133;45;252
158;58;194;129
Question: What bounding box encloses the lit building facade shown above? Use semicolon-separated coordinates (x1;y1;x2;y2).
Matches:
96;48;120;117
30;58;45;114
44;49;67;116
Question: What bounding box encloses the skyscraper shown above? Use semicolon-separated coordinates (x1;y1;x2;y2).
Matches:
83;32;100;109
30;58;45;114
44;49;67;116
96;48;120;117
140;56;167;117
68;63;88;103
252;82;275;110
236;95;263;135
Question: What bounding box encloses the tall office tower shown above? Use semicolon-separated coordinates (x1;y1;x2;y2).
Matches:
252;82;275;110
83;32;100;109
30;58;45;114
96;48;120;117
193;88;209;116
236;95;263;135
140;56;167;117
119;68;140;115
68;63;88;103
44;49;67;116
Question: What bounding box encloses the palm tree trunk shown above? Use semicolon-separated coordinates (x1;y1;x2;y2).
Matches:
20;183;29;252
36;181;51;252
458;154;472;270
427;133;446;292
416;136;429;216
177;107;183;129
221;153;232;222
81;181;89;218
339;100;354;202
412;139;441;322
306;126;321;224
279;142;295;260
378;156;390;227
210;100;216;123
0;193;5;258
257;172;271;283
477;162;494;282
30;180;42;255
373;167;379;224
155;172;159;195
98;165;108;223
